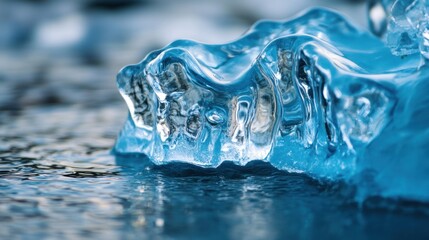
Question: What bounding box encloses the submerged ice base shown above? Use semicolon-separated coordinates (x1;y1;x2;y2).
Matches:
115;9;429;201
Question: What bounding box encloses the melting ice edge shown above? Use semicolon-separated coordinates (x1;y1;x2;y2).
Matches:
114;8;429;202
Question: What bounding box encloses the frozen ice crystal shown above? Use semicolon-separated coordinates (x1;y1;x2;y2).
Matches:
368;0;429;58
115;8;429;201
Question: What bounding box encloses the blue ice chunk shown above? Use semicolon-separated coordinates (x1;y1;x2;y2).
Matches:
368;0;429;58
114;8;429;201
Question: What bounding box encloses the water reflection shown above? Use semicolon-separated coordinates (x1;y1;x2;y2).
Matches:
1;137;429;239
112;156;429;239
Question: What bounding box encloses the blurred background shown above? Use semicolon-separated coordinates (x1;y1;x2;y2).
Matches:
0;0;366;112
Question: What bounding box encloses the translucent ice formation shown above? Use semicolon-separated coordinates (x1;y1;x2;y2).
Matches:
368;0;429;58
115;9;429;201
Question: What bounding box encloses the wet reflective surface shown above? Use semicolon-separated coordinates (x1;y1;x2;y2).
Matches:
2;112;429;239
1;0;429;239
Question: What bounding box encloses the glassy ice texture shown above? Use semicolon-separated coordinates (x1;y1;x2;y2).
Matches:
115;9;429;201
368;0;429;58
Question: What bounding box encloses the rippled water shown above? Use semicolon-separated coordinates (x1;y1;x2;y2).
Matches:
2;105;429;239
1;0;429;239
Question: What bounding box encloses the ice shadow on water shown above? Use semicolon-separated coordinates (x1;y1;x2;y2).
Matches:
115;153;322;181
113;153;429;239
115;153;429;211
114;154;349;239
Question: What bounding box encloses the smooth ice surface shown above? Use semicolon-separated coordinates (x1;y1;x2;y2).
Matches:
368;0;429;58
115;8;429;201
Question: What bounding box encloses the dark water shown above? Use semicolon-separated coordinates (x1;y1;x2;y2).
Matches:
1;0;429;239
